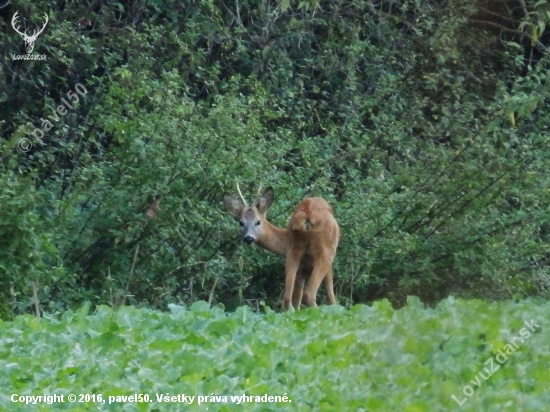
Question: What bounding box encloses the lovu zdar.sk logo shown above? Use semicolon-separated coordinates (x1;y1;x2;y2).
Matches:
11;11;49;60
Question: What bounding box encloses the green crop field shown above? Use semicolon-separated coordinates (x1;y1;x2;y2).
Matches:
0;297;548;411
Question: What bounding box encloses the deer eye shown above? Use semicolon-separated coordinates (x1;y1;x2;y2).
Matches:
239;221;244;227
255;220;261;226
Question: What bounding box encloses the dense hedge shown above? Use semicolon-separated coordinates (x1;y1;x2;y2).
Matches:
1;0;549;318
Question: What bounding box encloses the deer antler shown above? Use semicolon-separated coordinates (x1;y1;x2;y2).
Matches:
236;182;249;207
11;11;26;37
11;12;48;39
31;14;49;39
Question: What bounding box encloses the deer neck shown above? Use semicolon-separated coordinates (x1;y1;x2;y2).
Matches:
256;220;289;257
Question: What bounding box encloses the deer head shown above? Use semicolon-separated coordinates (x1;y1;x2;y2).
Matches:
12;11;49;54
223;184;274;245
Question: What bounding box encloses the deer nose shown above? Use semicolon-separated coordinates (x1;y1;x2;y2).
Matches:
243;236;255;244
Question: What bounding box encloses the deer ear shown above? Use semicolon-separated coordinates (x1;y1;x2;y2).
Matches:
257;187;274;214
223;194;243;218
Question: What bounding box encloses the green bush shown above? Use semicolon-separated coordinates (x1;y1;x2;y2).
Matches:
1;0;549;316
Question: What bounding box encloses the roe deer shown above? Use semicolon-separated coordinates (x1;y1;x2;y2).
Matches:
223;184;340;310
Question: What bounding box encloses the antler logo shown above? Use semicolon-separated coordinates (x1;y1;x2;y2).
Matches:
11;11;49;54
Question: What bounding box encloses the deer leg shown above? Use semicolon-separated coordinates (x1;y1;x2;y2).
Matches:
324;267;336;305
292;271;305;310
283;247;304;311
302;256;331;308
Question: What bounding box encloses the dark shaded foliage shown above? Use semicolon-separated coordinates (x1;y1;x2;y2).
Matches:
0;0;549;318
